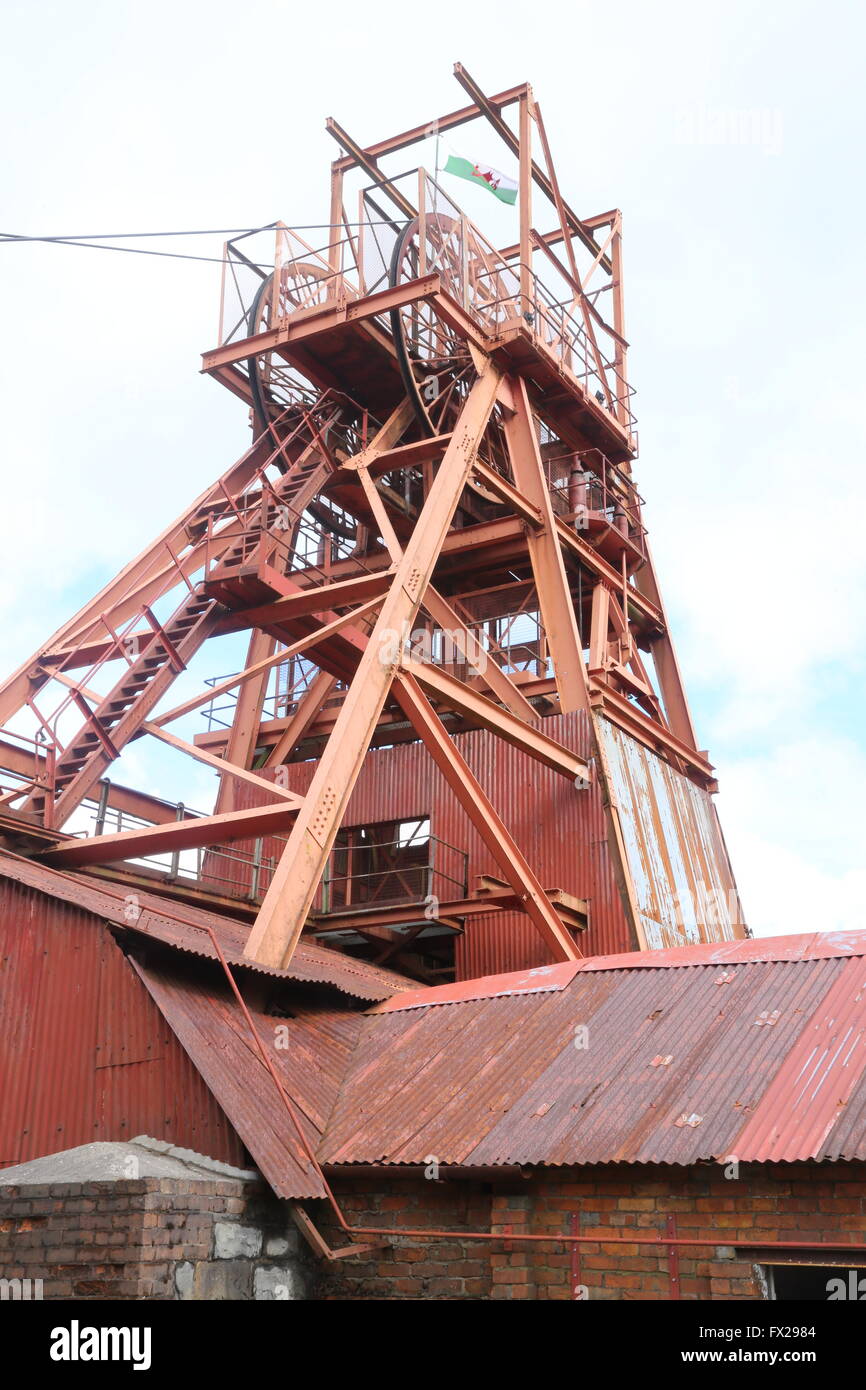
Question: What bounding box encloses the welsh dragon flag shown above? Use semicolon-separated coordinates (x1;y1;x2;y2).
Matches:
443;154;518;205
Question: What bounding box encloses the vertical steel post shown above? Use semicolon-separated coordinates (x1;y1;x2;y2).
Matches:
169;802;184;880
94;779;111;836
666;1213;680;1300
570;1212;583;1300
250;837;263;902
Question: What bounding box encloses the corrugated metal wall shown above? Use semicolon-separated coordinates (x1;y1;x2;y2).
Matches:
0;877;247;1170
220;710;635;975
597;716;745;949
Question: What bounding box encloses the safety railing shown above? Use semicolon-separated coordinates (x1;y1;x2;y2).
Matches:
321;831;469;915
0;728;57;810
217;225;362;350
217;168;635;436
544;448;647;558
201;660;346;735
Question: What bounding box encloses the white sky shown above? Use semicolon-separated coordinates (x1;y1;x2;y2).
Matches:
1;0;864;937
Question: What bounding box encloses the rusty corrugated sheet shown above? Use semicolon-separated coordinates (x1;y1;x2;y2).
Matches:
318;945;866;1169
0;876;246;1170
731;955;866;1162
371;932;866;1011
7;844;863;1185
576;930;866;970
0;849;408;1003
370;962;582;1013
597;715;745;949
131;956;362;1199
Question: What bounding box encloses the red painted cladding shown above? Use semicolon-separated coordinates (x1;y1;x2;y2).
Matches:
216;709;632;976
0;876;246;1170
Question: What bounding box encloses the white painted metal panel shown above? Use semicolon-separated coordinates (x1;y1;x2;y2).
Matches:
598;716;746;949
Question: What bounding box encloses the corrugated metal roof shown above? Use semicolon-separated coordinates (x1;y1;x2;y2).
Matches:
319;945;866;1169
371;931;866;1011
371;962;582;1013
0;849;409;1003
130;956;363;1199
8;843;865;1182
576;931;866;970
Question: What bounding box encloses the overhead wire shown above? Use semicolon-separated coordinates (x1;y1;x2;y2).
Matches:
0;218;409;268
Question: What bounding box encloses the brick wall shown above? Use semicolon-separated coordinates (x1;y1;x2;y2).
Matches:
315;1161;866;1301
0;1176;312;1300
315;1177;494;1300
5;1161;865;1301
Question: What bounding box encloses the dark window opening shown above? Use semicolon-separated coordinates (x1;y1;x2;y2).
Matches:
766;1263;866;1301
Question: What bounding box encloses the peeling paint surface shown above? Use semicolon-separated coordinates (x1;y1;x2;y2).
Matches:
598;716;745;948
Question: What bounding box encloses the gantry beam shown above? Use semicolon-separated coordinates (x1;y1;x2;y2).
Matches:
313;885;588;934
141;721;298;804
330;81;529;172
399;657;590;783
220;571;394;632
502;374;591;714
41;800;302;869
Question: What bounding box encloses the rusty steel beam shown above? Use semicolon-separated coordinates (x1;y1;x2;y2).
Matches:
213;629;276;815
631;539;700;750
353;433;452;479
41;800;302;868
420;586;536;720
355;466;404;563
330;81;528;173
151;598;383;730
201;276;442;375
313;885;587;934
141;721;298;803
244;363;503;971
264;671;338;768
258;515;663;632
399;657;590;784
392;673;580;962
221;571;394;632
347;399;416;473
470;457;543;527
502;374;591;714
326;118;417;219
452;64;611;274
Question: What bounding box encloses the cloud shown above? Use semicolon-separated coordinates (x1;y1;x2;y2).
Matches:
722;735;866;935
